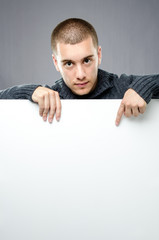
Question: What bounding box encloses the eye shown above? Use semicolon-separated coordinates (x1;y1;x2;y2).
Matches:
65;61;73;67
84;58;91;64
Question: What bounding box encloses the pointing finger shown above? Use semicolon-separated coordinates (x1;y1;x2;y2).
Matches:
115;102;125;126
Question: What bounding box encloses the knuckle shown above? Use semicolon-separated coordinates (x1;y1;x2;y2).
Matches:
44;92;49;97
39;107;44;114
124;112;130;118
132;103;137;108
39;95;44;101
138;103;144;109
139;108;145;114
126;102;131;108
121;99;125;105
56;111;61;117
49;113;54;118
43;107;49;114
55;91;60;98
134;112;138;117
39;106;44;112
51;106;56;113
49;91;55;97
124;112;127;117
39;110;43;116
39;101;44;108
58;104;62;111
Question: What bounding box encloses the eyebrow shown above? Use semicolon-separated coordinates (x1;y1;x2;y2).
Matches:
61;55;94;63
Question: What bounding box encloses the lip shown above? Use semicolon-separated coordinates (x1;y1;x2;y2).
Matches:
75;81;89;87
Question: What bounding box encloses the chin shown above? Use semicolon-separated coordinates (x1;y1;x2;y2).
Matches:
75;89;91;96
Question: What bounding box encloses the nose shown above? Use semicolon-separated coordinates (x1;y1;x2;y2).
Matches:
76;65;86;80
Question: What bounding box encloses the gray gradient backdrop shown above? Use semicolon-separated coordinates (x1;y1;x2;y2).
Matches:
0;0;159;89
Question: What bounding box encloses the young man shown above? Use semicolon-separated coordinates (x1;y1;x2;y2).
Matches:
0;18;159;125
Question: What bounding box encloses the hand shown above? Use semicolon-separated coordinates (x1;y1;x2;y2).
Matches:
32;87;61;123
115;89;147;126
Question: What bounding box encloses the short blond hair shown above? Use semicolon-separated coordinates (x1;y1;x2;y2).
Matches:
51;18;98;54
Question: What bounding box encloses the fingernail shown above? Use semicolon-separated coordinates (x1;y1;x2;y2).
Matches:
49;119;52;124
115;121;119;126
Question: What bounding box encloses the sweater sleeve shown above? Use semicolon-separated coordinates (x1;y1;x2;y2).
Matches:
118;73;159;104
0;84;41;101
128;74;159;103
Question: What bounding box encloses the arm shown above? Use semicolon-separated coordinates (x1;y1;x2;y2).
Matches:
115;74;159;126
0;84;40;101
0;84;61;123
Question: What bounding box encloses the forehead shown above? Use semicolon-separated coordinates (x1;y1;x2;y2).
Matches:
56;37;97;61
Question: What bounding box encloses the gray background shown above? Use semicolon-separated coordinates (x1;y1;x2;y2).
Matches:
0;0;159;89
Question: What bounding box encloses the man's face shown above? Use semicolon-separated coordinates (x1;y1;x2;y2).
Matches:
53;37;102;95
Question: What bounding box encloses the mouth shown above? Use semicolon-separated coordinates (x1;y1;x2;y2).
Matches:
75;81;89;88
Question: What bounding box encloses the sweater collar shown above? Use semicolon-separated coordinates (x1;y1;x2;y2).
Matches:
59;69;113;99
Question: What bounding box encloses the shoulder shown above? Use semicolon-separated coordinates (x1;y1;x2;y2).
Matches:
98;69;118;82
52;78;63;91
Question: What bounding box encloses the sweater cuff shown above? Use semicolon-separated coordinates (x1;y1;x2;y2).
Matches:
29;85;42;102
129;75;159;104
14;84;41;101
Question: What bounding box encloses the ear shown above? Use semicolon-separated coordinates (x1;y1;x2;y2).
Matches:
97;46;102;65
52;54;60;72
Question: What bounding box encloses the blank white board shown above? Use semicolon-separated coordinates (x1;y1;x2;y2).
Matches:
0;99;159;240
